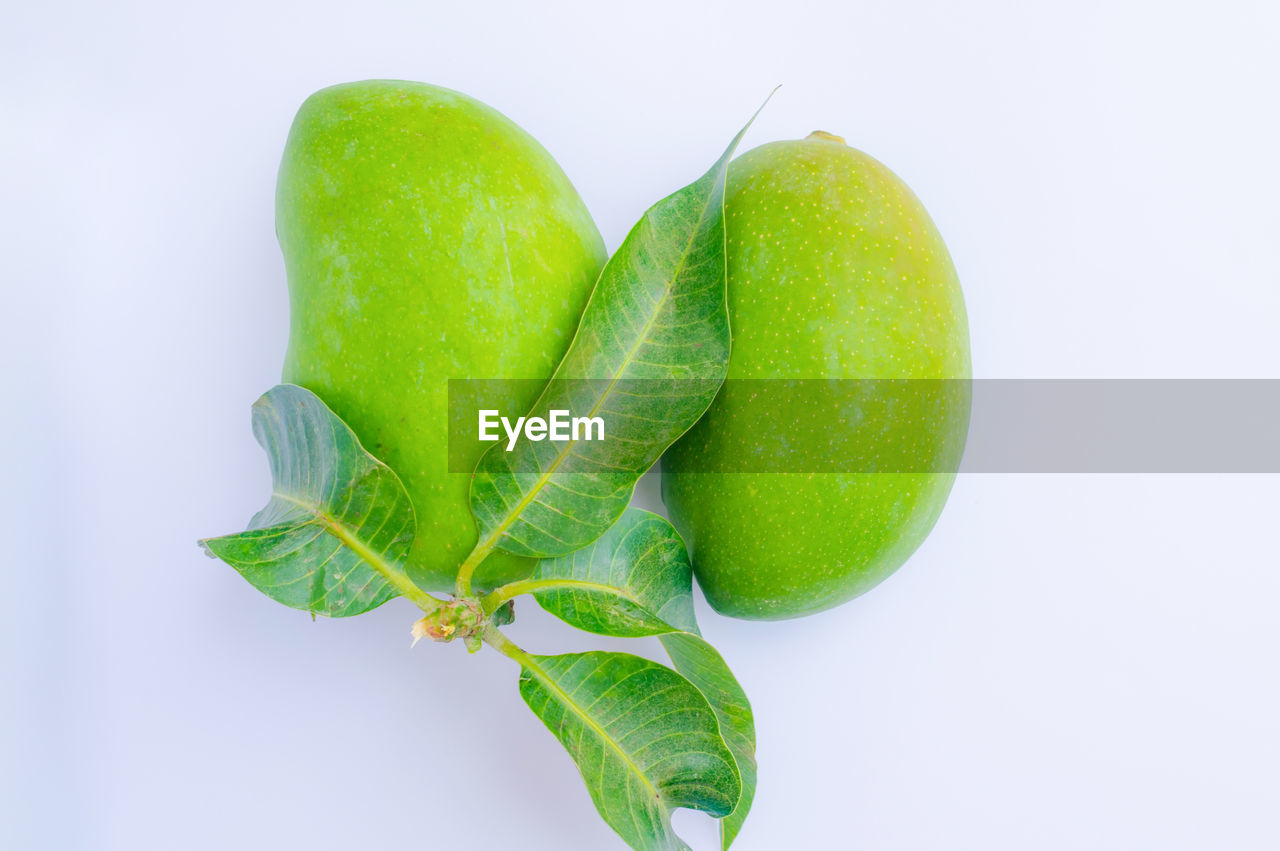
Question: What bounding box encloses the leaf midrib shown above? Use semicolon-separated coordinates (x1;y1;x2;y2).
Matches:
270;489;434;609
522;654;666;808
529;577;644;602
476;175;725;554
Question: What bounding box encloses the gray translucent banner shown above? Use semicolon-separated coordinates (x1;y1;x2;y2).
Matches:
446;379;1279;473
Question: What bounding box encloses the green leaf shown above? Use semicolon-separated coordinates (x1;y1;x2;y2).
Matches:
200;384;435;617
660;633;758;850
507;508;758;848
512;647;741;851
465;106;767;566
526;509;699;637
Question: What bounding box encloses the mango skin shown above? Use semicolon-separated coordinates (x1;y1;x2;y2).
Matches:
277;81;607;591
662;135;971;620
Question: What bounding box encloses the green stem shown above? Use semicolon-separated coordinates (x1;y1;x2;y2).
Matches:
481;577;631;615
454;539;495;598
481;624;531;665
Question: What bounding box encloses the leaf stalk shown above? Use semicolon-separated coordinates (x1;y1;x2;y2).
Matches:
453;539;495;597
480;577;634;615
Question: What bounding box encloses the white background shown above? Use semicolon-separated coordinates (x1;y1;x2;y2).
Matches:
3;1;1278;849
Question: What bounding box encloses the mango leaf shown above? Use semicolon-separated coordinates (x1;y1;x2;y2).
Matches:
464;104;768;569
200;384;436;617
512;647;740;851
506;509;758;848
525;509;699;637
659;633;758;850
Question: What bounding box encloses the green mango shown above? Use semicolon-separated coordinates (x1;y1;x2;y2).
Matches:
277;80;606;591
662;132;971;620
